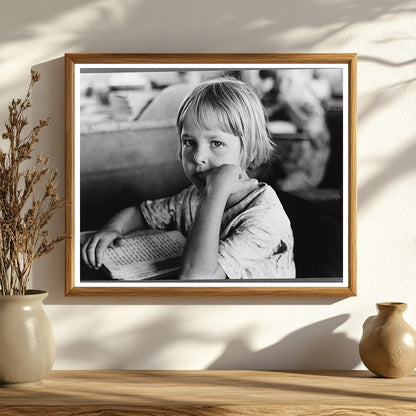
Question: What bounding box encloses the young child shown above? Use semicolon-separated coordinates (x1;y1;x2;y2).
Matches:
82;77;295;280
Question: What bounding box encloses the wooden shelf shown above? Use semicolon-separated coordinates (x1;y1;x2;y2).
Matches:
1;370;415;415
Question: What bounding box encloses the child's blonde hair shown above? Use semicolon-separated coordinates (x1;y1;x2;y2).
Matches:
177;77;275;170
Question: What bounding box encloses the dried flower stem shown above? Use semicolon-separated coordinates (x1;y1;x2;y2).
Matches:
0;71;66;295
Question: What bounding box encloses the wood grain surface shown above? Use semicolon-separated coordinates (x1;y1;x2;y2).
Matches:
1;370;415;415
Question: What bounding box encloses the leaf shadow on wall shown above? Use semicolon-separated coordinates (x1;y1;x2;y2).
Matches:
356;58;416;210
358;138;416;209
53;309;220;369
63;0;413;53
207;314;360;370
0;0;413;100
52;308;359;370
0;0;413;98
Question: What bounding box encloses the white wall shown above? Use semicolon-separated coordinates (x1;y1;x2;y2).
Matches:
1;0;415;370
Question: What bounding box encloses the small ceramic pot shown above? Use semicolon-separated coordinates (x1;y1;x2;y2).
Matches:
0;290;55;387
359;302;416;378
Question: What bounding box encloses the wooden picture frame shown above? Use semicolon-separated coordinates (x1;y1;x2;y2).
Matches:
65;53;356;296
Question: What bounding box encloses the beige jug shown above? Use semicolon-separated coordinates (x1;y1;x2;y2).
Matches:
359;302;416;378
0;290;55;386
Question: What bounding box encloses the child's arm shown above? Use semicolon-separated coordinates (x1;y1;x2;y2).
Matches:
179;164;257;280
82;206;147;270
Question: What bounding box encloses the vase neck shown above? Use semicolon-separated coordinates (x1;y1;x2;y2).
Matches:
377;302;407;316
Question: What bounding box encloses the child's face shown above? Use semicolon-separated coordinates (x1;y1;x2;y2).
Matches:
180;116;243;191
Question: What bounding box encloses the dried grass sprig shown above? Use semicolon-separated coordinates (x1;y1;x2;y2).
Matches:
0;71;66;295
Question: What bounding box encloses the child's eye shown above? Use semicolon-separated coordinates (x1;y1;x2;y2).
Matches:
211;141;224;148
182;139;194;147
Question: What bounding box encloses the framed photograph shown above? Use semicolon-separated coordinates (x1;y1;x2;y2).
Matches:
65;53;356;296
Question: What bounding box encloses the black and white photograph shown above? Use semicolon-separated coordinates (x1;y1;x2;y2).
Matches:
65;54;356;296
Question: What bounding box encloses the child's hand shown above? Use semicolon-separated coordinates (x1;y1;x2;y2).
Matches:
205;164;258;197
81;229;126;270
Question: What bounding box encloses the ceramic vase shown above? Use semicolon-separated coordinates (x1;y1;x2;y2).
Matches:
359;302;416;378
0;290;55;387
